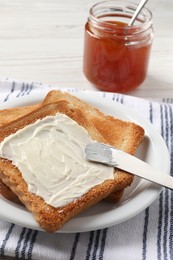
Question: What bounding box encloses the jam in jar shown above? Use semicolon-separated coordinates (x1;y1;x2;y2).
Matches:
83;0;154;93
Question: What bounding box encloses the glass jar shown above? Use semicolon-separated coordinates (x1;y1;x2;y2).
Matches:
83;0;154;93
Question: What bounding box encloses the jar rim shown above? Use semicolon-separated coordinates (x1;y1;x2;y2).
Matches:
89;0;153;30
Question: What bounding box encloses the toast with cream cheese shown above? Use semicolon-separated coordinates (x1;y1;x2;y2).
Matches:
0;101;136;232
0;91;144;204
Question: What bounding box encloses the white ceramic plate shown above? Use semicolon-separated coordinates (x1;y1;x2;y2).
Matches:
0;91;170;233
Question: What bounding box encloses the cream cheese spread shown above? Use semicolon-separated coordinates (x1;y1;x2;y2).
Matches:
0;113;114;207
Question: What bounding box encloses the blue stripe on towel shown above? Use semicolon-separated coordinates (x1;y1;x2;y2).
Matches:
157;104;165;260
112;93;117;101
85;231;94;260
168;105;173;177
149;102;153;123
15;227;27;258
21;83;29;96
92;230;101;260
163;104;169;260
142;102;153;260
27;230;38;260
120;94;124;104
98;228;107;260
26;83;33;95
69;233;80;260
142;207;149;260
163;188;169;260
3;81;16;102
21;229;32;259
157;192;164;260
0;223;15;256
16;82;25;97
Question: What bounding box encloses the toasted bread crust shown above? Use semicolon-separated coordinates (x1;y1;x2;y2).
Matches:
0;104;41;127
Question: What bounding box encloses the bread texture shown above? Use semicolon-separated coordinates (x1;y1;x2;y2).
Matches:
0;178;21;204
0;104;41;127
0;90;144;204
0;101;137;232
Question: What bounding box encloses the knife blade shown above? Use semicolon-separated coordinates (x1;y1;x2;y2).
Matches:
85;142;172;190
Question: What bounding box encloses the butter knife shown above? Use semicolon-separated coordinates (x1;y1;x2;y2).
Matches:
85;142;172;190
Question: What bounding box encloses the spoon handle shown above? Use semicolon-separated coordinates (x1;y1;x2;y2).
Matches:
128;0;149;26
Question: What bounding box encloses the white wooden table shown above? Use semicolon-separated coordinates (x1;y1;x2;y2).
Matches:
0;0;172;100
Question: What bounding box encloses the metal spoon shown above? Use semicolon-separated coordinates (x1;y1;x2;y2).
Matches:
128;0;149;26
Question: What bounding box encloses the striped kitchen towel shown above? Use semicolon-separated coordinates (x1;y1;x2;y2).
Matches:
0;77;172;260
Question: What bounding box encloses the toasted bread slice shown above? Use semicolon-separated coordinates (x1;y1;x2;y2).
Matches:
43;90;145;200
0;104;41;202
0;102;134;232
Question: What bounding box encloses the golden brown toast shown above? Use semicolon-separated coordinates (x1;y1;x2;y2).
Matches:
0;104;41;127
0;101;135;232
0;90;144;204
0;104;41;203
